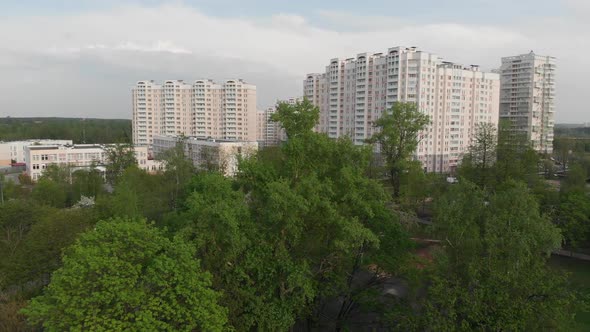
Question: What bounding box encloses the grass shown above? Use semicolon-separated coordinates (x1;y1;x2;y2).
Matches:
549;255;590;330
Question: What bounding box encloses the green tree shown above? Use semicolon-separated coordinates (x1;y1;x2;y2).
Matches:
458;122;497;188
41;164;72;184
4;208;97;288
558;191;590;249
0;175;29;202
198;146;223;173
0;200;49;287
562;162;587;194
37;164;82;206
237;130;409;329
158;136;195;210
96;167;170;222
553;137;574;172
399;161;440;213
368;102;430;198
270;98;319;139
22;218;228;331
104;144;137;184
412;180;575;330
495;121;539;186
31;178;67;208
72;169;104;199
459;121;540;190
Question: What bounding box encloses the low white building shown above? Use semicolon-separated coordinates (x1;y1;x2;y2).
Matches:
152;135;258;176
24;144;161;181
0;139;73;166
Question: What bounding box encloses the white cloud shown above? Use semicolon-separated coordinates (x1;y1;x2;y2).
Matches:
0;3;586;122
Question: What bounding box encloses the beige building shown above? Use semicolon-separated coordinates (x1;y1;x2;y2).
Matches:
0;139;73;166
256;97;302;147
500;51;556;153
304;46;500;173
132;79;257;147
24;144;159;181
152;134;258;176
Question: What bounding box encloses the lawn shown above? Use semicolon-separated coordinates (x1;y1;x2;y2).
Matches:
549;255;590;330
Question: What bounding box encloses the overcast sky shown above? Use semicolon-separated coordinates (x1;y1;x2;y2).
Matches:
0;0;587;122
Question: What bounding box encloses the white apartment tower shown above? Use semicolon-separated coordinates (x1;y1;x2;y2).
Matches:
304;46;500;173
500;52;556;153
132;79;257;147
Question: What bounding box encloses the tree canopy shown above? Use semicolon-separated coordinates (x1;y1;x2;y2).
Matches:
22;218;228;331
411;180;574;331
368;102;430;198
270;97;319;139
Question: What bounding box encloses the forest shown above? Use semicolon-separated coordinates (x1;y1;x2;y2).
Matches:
0;101;589;331
555;126;590;139
0;117;131;144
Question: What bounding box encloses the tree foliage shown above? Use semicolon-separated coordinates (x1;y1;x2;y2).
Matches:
103;144;137;184
459;122;497;188
557;191;590;249
368;102;430;198
0;200;49;287
4;208;97;288
237;106;409;329
270;97;319;139
96;167;170;222
22;218;228;331
411;180;575;330
459;120;540;190
31;178;67;208
158;136;195;210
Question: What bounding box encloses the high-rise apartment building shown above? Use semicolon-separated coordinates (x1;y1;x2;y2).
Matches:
256;97;301;147
304;46;500;173
499;52;556;153
132;79;257;147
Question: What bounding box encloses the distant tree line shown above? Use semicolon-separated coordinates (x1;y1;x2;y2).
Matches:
555;126;590;139
0;117;131;144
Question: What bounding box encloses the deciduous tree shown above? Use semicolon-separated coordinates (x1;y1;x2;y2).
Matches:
368;102;429;198
411;180;576;330
103;144;137;184
270;98;319;139
22;218;228;331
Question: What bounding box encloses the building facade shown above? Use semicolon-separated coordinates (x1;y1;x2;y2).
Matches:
500;52;556;153
0;139;73;166
256;97;302;147
152;135;258;176
304;46;500;173
132;79;257;147
24;144;158;181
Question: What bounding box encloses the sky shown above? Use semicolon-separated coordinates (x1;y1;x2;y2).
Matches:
0;0;587;122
